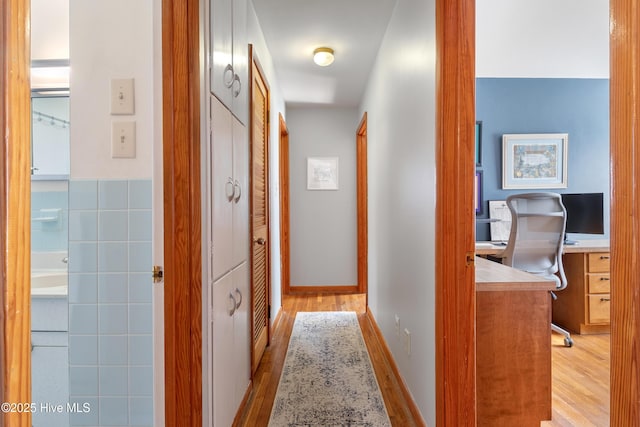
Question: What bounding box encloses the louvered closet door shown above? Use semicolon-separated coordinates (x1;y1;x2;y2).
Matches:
250;59;270;373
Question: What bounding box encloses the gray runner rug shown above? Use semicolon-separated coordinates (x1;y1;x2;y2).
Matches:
268;311;391;426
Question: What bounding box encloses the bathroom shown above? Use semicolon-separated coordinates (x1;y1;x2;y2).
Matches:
30;0;158;426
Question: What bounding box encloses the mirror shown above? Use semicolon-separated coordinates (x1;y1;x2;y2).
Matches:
31;92;70;178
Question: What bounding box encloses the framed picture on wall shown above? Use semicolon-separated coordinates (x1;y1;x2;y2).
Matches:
307;157;339;190
475;121;482;167
475;170;483;214
502;133;568;189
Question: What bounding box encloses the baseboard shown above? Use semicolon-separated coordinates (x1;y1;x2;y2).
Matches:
365;307;427;427
271;305;283;337
289;285;359;294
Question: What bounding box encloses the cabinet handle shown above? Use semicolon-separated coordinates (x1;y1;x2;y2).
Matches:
232;74;241;98
227;292;237;316
223;64;234;88
600;255;610;260
600;297;611;302
600;277;610;281
225;177;235;201
233;180;241;202
234;288;242;309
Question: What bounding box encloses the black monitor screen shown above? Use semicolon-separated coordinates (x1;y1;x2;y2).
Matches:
561;193;604;234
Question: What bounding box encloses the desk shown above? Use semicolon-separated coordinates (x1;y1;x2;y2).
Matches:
475;239;611;334
475;257;556;427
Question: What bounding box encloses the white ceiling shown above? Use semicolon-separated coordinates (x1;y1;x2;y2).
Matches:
251;0;397;107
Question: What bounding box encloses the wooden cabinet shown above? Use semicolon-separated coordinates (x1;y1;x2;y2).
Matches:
210;0;247;124
553;251;611;334
210;264;250;427
210;95;248;281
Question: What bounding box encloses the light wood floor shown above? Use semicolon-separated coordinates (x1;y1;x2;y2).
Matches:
237;293;610;427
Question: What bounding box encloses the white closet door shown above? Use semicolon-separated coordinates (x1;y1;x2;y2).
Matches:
231;0;248;124
232;117;248;268
232;262;251;408
211;272;235;427
211;96;233;281
209;0;232;107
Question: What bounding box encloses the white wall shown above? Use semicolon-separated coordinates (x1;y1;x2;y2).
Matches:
359;0;436;423
32;0;69;60
477;0;609;78
247;2;287;321
70;0;154;179
287;107;358;287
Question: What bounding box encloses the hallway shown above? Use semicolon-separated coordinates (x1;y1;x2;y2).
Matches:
238;293;421;426
238;293;610;427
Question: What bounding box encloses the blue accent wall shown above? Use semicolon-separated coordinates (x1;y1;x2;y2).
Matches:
476;78;610;241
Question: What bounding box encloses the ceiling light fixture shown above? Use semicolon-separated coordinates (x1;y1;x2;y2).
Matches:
313;47;335;67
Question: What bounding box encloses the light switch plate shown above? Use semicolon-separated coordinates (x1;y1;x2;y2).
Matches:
110;78;135;115
111;121;136;158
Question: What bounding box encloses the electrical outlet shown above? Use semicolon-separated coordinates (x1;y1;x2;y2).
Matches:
404;328;411;356
395;314;400;335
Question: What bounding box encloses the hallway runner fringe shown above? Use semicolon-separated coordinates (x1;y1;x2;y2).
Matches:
268;311;391;426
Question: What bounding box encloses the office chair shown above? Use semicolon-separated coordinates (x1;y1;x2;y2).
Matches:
500;192;574;347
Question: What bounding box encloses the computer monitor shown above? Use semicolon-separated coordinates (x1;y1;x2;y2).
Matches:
561;193;604;243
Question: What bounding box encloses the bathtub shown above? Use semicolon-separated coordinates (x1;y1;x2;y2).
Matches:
31;251;68;296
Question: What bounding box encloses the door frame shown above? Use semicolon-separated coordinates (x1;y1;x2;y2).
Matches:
279;114;291;294
356;113;368;295
278;113;369;295
4;0;640;426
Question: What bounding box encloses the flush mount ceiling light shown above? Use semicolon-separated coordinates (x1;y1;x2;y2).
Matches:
313;47;335;67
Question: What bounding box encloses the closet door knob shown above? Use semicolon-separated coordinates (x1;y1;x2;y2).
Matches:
233;180;241;202
254;237;266;246
225;177;235;201
234;288;242;309
232;74;241;98
227;293;237;316
223;64;234;88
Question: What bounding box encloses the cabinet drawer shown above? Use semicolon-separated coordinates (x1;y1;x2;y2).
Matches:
588;252;610;273
588;294;611;324
588;273;611;293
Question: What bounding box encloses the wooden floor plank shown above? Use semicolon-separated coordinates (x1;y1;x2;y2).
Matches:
237;293;610;427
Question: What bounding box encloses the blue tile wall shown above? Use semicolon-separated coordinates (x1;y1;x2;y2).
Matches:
68;179;153;427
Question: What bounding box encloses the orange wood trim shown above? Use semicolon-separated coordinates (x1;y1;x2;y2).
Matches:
610;0;640;423
162;0;202;425
435;0;477;425
279;114;291;294
270;305;284;337
365;308;426;427
289;285;359;294
1;0;31;425
356;113;368;296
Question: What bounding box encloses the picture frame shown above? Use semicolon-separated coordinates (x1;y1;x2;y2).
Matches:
475;121;482;167
307;157;339;190
502;133;568;189
475;170;482;214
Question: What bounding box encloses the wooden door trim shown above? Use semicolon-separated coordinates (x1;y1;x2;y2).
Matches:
610;0;640;423
356;113;368;295
279;114;291;294
161;0;202;425
1;0;31;425
435;0;477;425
